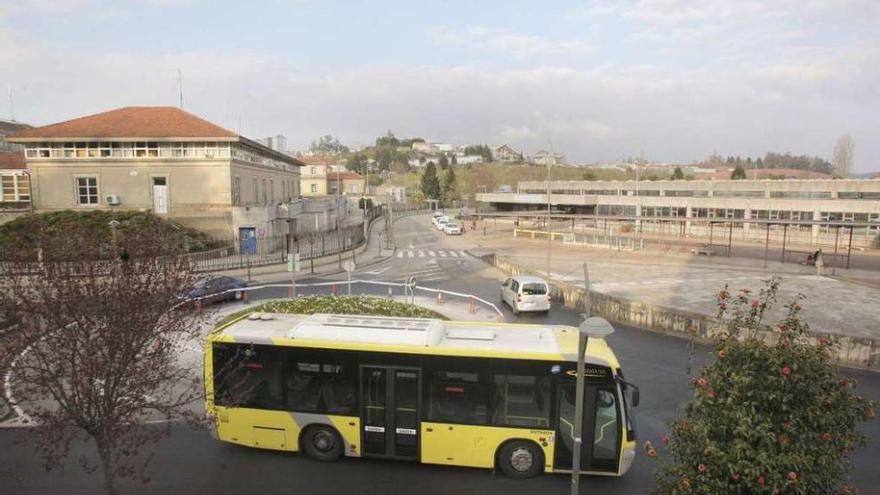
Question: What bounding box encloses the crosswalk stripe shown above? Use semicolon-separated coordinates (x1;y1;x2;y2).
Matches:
428;251;435;257
418;251;425;257
448;251;458;258
460;250;469;257
397;251;403;258
438;250;446;257
408;250;415;258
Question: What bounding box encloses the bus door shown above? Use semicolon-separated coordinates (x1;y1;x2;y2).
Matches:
360;366;421;459
554;382;621;473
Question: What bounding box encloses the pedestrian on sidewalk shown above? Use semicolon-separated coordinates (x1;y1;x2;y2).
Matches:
815;248;824;276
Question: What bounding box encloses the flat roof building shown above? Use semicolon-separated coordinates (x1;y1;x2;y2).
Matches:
477;179;880;248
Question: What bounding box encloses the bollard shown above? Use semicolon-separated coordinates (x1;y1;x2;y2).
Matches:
436;292;444;305
195;298;203;313
387;286;393;299
468;296;476;314
243;290;249;304
331;284;338;296
288;286;294;299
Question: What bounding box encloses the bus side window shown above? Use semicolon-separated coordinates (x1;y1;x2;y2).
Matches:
212;343;284;410
492;375;550;427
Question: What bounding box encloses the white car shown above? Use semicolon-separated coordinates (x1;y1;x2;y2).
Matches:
435;216;449;230
432;211;445;219
500;276;551;315
444;222;462;235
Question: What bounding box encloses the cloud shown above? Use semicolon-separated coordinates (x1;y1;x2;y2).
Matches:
430;26;595;58
0;17;878;171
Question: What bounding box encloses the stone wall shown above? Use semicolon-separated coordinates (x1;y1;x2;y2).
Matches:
482;253;878;370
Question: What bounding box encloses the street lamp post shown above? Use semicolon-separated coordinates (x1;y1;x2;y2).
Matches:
571;316;615;495
546;160;552;278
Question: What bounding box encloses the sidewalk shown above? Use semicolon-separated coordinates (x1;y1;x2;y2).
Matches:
215;214;393;284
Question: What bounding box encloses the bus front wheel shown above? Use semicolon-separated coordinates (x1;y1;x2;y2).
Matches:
301;425;344;462
497;440;544;479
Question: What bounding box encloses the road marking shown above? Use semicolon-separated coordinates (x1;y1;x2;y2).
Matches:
438;250;446;257
460;250;469;257
407;250;415;258
397;251;404;258
448;251;459;258
428;251;435;257
364;267;391;275
418;251;425;257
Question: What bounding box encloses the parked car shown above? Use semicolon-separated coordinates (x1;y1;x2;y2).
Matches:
432;210;445;219
188;275;248;304
444;222;462;235
435;216;449;230
500;276;551;315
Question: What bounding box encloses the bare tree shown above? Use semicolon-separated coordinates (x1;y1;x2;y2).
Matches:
833;134;855;178
0;217;202;494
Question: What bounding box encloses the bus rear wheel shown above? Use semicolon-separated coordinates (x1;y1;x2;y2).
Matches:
498;440;544;479
301;425;344;462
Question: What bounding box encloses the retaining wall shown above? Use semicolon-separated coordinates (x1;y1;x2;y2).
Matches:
483;253;878;370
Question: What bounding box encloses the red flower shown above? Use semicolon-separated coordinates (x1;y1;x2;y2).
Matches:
718;349;727;359
719;302;727;310
697;378;708;388
781;366;792;377
730;473;740;482
751;299;760;308
822;432;832;441
781;339;791;348
794;304;801;311
662;436;670;445
787;471;797;481
647;448;657;458
758;476;766;486
698;464;707;474
680;479;691;491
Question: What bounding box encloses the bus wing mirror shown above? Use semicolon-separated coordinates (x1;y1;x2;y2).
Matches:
630;384;640;408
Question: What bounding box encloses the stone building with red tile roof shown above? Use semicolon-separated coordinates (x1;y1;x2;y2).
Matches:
8;107;305;238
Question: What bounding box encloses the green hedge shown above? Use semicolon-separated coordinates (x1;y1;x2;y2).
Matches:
0;210;215;253
215;295;447;328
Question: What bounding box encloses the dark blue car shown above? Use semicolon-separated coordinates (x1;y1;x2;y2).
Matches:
188;275;248;304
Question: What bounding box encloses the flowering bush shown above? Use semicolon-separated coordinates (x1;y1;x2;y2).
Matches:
652;278;875;494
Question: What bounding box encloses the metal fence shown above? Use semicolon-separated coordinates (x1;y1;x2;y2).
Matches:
185;224;367;272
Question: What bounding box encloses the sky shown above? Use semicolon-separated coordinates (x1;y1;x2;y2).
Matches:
1;0;879;171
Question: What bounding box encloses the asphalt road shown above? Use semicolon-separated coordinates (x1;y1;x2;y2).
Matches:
1;215;877;494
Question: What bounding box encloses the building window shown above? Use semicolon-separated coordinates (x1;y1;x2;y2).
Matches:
76;177;99;205
262;179;268;205
269;179;274;203
253;178;259;205
310;184;317;193
310;167;316;176
232;176;241;206
1;174;30;202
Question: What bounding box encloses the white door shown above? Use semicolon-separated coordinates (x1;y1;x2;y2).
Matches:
152;177;168;214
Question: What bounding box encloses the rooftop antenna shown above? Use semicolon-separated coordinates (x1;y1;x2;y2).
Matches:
7;83;14;121
177;69;184;109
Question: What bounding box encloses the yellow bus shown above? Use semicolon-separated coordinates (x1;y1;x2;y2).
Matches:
204;313;639;478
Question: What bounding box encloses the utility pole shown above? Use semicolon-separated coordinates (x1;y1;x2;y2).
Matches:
7;83;13;121
177;69;184;109
546;143;554;278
